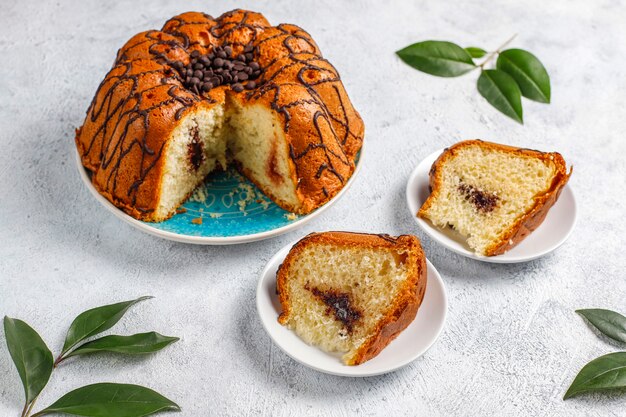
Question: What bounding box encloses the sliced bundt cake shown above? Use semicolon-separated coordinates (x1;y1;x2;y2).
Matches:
75;10;364;222
418;140;572;256
277;232;427;365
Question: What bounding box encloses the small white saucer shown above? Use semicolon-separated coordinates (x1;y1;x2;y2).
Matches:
256;239;447;377
406;148;577;263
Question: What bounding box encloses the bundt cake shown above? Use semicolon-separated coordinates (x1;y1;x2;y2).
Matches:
75;9;364;222
418;140;572;256
277;232;427;365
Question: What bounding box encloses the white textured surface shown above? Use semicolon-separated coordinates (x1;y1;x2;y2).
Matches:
1;0;625;416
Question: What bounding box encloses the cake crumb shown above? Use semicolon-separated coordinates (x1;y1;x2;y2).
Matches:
191;217;203;225
209;213;223;219
176;208;187;214
190;186;208;203
285;213;298;221
259;198;270;210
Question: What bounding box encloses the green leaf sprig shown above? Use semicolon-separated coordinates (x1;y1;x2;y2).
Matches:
396;35;551;124
3;296;180;417
564;308;626;399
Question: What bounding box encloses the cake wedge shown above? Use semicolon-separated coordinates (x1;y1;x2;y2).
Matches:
418;140;572;256
277;232;427;365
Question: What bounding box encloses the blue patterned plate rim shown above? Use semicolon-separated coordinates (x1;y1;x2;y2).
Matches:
76;145;364;245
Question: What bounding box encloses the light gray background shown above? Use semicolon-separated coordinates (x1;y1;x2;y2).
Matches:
1;0;625;416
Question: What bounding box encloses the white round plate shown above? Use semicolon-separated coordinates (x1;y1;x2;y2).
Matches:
406;148;577;263
76;145;363;245
256;240;447;377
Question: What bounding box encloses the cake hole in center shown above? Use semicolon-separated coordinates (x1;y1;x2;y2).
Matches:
170;42;263;96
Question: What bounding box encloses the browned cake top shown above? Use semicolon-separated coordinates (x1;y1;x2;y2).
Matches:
76;9;364;219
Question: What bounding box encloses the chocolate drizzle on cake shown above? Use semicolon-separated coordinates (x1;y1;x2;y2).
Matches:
76;9;364;217
458;182;499;213
305;283;362;333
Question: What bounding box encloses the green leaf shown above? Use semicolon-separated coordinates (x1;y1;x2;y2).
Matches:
64;332;179;358
396;40;476;77
61;296;152;356
564;352;626;399
465;46;487;58
577;309;626;343
496;48;551;103
3;317;53;404
32;383;180;417
477;69;524;123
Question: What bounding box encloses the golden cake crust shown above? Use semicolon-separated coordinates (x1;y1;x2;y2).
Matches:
276;232;427;365
418;139;572;256
76;9;364;221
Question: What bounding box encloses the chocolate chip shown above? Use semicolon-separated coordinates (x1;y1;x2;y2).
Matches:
191;50;200;58
224;46;232;57
214;57;224;67
238;72;248;81
245;81;256;89
232;83;244;92
193;70;203;78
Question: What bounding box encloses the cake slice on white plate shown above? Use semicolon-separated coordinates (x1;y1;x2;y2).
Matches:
418;140;571;256
276;232;427;365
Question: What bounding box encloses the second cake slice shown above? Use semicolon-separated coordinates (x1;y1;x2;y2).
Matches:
418;140;571;256
277;232;427;365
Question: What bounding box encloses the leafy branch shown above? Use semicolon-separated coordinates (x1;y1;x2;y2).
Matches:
3;297;180;417
564;308;626;399
396;36;551;124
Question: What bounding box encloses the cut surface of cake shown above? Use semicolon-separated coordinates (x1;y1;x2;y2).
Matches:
277;232;427;365
75;9;364;222
418;140;572;256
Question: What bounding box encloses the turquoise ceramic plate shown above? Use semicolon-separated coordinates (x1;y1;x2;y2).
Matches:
76;148;363;244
